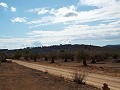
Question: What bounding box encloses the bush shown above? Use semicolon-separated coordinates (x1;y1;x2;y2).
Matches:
0;52;7;62
73;71;86;84
112;59;120;63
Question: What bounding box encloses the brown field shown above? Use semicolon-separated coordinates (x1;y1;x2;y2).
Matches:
31;59;120;77
0;62;100;90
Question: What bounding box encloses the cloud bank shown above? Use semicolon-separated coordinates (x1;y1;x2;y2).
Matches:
1;0;120;49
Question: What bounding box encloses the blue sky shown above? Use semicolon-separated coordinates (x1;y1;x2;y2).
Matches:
0;0;120;49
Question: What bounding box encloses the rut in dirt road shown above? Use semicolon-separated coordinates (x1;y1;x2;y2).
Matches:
11;60;120;90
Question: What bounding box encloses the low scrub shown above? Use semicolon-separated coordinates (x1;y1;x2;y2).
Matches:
112;59;120;63
73;71;86;84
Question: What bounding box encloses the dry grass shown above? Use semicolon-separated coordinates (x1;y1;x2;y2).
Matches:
73;70;87;84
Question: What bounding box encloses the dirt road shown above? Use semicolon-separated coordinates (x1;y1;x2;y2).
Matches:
11;60;120;90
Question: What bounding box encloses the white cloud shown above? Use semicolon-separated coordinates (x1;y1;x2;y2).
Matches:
1;1;120;49
10;17;27;23
1;20;120;49
26;5;79;27
80;0;118;8
0;2;17;12
26;16;54;28
0;2;8;8
11;7;16;12
53;5;78;17
0;38;42;49
27;20;120;45
27;8;49;15
32;41;42;47
25;1;120;28
53;3;120;24
27;5;77;17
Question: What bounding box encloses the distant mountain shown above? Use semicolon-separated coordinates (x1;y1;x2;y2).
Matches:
104;44;120;48
103;44;120;51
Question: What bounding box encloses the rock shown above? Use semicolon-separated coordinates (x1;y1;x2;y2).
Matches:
102;83;110;90
44;77;48;79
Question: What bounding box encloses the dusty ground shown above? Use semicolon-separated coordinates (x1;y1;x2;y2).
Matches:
0;62;100;90
31;59;120;77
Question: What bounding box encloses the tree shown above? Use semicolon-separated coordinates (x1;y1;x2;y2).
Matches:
63;52;69;62
23;49;30;61
13;51;22;59
30;52;38;62
75;50;88;66
89;52;96;64
42;53;48;61
48;52;57;63
91;55;96;63
112;53;119;59
69;52;75;61
0;52;7;62
59;52;68;62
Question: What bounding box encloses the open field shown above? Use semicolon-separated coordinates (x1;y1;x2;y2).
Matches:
0;61;100;90
11;60;120;90
29;59;120;77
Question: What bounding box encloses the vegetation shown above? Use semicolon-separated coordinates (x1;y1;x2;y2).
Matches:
0;44;120;65
0;52;7;62
73;71;86;84
75;50;89;66
13;51;22;59
23;49;30;61
48;52;57;63
29;52;38;62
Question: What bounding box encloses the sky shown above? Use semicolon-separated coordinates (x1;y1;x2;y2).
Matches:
0;0;120;49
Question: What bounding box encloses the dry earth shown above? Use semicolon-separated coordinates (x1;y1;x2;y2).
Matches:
11;60;120;90
0;62;100;90
32;60;120;77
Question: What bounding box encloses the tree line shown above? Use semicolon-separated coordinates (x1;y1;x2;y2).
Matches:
4;48;120;66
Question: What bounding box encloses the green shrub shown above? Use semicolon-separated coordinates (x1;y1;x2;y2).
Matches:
0;52;7;62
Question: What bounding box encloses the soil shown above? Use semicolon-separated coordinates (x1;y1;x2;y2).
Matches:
0;62;100;90
31;59;120;77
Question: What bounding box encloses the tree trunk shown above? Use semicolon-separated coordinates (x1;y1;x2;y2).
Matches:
83;59;87;66
34;58;37;62
51;58;55;63
45;57;48;61
25;57;28;61
71;58;74;61
64;58;68;62
91;59;96;63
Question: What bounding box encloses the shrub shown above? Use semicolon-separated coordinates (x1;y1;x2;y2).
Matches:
0;52;7;62
73;71;86;84
112;59;120;63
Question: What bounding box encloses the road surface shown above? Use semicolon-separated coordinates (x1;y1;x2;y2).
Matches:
11;60;120;90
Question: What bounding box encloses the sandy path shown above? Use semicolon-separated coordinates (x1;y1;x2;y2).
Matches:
11;60;120;90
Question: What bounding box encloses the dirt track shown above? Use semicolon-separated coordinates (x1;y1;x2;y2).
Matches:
1;62;99;90
11;60;120;90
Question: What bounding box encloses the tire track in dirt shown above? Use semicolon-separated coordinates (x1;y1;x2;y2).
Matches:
11;60;120;90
